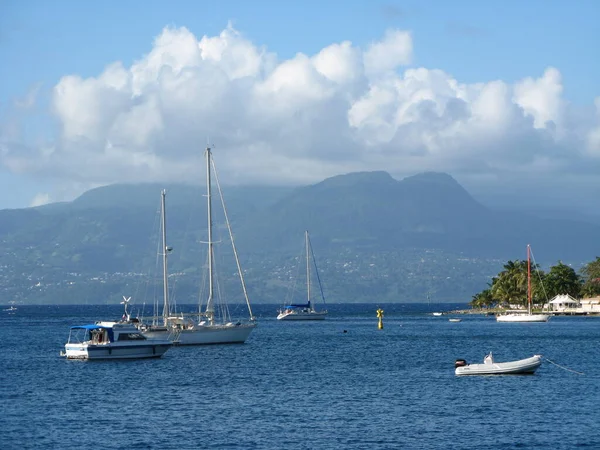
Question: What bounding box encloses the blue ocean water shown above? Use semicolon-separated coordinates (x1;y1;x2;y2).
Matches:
1;303;599;449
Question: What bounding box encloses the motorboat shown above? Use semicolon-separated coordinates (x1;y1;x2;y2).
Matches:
62;321;172;360
455;352;542;376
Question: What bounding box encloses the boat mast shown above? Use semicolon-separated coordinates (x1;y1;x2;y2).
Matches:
205;146;215;323
527;244;532;315
305;230;311;310
161;189;170;326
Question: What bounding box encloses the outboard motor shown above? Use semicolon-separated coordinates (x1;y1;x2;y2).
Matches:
455;359;468;368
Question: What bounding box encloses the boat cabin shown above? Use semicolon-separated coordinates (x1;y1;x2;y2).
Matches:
67;323;148;345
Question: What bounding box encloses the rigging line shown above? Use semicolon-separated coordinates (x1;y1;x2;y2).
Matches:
529;247;550;310
210;157;254;320
286;240;304;305
307;234;327;306
544;357;585;375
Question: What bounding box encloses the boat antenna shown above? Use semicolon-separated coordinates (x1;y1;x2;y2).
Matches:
120;296;131;321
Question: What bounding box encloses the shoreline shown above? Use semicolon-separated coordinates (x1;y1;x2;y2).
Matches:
449;308;600;316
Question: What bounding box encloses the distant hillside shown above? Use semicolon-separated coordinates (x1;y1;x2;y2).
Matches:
1;173;598;305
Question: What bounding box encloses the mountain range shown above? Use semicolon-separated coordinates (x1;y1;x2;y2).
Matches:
1;171;598;305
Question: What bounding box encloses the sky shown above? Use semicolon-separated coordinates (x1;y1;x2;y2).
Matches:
0;0;599;211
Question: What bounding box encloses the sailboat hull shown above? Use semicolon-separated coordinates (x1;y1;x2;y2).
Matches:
277;311;327;320
496;314;549;322
143;323;256;345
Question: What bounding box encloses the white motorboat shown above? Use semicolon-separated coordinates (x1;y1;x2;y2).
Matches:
63;321;172;360
455;352;542;376
496;245;549;323
277;231;328;321
139;146;256;344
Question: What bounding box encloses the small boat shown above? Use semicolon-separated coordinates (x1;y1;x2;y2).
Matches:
432;312;443;317
63;322;172;360
3;306;17;312
277;231;328;321
449;318;461;322
63;301;172;360
496;245;549;323
455;352;542;376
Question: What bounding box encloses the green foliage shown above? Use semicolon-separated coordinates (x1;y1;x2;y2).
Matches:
469;288;494;308
580;257;600;297
543;262;581;298
473;259;591;308
490;260;532;307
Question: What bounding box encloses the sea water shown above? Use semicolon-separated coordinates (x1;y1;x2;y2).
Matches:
1;303;599;449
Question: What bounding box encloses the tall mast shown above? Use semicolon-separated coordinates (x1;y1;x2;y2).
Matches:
527;244;532;315
306;230;311;308
205;146;215;322
161;189;169;325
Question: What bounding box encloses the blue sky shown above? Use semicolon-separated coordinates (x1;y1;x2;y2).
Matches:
0;0;599;210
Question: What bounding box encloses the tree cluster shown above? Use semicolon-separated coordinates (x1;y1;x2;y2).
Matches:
469;257;600;309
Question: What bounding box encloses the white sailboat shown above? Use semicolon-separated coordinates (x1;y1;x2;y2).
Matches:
496;244;549;323
427;292;443;316
141;146;256;344
277;231;328;321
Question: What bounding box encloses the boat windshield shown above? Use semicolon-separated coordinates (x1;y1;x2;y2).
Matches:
68;325;114;343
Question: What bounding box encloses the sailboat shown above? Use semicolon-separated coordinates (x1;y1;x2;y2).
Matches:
428;293;443;316
496;244;549;323
277;231;328;321
140;147;256;344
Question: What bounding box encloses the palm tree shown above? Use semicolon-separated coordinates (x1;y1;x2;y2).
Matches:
491;260;528;308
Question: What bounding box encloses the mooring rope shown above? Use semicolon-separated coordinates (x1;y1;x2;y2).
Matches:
544;357;585;375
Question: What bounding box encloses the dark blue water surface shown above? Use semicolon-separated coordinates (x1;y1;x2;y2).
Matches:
2;303;600;449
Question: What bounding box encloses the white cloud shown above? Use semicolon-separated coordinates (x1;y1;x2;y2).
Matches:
14;82;43;110
586;97;600;155
30;193;51;207
363;29;412;75
0;24;598;207
514;67;563;129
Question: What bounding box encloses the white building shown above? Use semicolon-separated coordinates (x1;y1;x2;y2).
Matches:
579;296;600;313
548;294;579;312
547;295;600;314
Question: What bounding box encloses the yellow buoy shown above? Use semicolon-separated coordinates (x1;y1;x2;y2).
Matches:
377;308;384;330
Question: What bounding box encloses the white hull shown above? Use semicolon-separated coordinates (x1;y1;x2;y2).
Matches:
456;355;542;376
63;321;172;360
497;313;549;322
64;342;171;360
277;310;327;321
143;322;255;345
